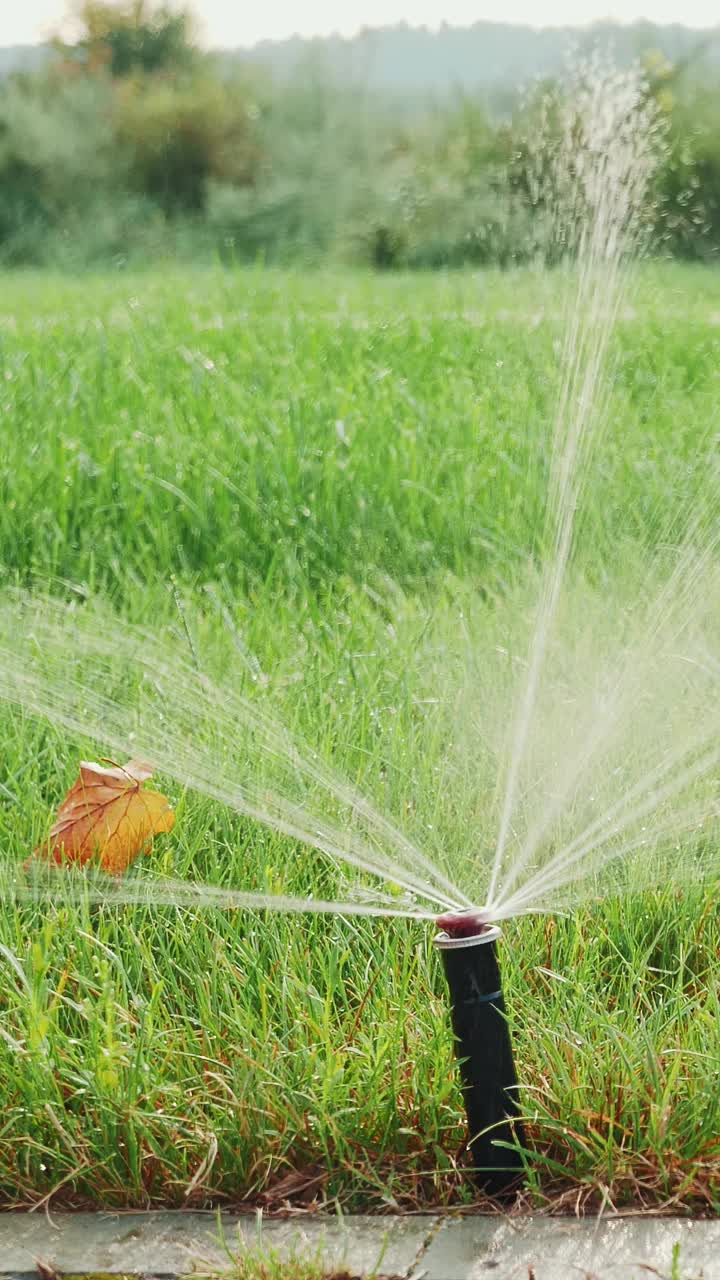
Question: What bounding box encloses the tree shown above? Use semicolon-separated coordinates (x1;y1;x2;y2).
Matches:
58;1;197;78
116;74;261;213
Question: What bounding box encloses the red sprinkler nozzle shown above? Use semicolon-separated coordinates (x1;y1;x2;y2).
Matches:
436;908;491;939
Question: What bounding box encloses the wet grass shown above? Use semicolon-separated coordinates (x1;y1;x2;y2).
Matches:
0;263;719;1213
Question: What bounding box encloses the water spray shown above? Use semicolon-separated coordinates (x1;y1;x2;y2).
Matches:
434;908;525;1196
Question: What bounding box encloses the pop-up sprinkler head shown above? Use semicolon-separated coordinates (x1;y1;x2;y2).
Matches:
436;907;491;939
435;908;525;1197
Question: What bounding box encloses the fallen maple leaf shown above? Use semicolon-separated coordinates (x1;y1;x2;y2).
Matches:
33;759;175;875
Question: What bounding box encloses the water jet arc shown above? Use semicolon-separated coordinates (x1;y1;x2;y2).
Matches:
435;911;525;1196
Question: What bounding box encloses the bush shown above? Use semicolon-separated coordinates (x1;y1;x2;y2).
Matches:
0;72;122;261
658;87;720;259
1;25;720;270
115;74;260;214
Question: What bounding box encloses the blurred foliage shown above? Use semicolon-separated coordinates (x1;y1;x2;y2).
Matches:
115;75;261;214
0;1;719;267
57;0;198;76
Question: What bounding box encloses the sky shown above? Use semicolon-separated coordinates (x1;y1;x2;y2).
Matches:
2;1;719;49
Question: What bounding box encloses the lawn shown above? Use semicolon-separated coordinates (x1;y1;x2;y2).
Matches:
0;263;719;1213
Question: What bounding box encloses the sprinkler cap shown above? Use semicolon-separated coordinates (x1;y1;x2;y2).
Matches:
434;908;501;950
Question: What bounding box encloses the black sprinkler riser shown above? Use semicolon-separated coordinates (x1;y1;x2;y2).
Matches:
435;925;525;1196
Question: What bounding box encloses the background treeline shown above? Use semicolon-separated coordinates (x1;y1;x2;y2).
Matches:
0;2;719;269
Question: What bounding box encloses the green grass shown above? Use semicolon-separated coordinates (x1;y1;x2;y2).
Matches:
2;263;719;596
0;263;719;1214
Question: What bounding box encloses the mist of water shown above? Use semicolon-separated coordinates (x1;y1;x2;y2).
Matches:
487;58;664;912
0;592;468;919
2;58;720;927
475;549;720;920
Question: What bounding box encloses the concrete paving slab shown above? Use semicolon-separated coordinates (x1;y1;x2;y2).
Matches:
418;1215;720;1280
2;1212;719;1279
0;1210;437;1278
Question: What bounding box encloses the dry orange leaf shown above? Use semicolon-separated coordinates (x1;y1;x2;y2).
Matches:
35;759;175;875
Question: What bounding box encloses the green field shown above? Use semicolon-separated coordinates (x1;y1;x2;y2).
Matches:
0;264;719;1213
